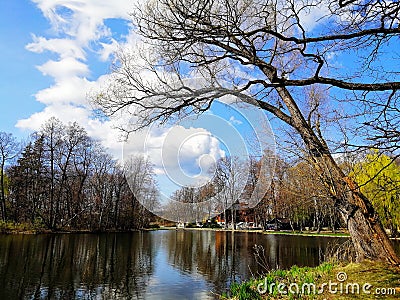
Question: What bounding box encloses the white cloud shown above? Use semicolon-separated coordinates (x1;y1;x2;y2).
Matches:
17;0;228;198
98;39;119;61
26;35;86;60
18;2;125;133
15;102;126;158
35;77;92;105
122;125;225;190
229;116;243;125
37;57;89;79
297;2;331;32
31;0;131;45
18;1;130;157
16;103;90;130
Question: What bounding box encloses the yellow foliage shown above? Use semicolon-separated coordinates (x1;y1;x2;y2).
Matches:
350;151;400;234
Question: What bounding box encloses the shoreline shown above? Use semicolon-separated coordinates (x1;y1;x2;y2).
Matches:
222;260;400;300
162;226;400;240
161;226;351;238
2;226;400;240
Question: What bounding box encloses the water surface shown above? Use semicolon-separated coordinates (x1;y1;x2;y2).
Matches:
1;230;395;299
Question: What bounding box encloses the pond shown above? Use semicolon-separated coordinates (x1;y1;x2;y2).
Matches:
0;230;398;299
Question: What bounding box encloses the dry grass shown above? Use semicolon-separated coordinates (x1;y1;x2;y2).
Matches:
223;260;400;299
319;261;400;300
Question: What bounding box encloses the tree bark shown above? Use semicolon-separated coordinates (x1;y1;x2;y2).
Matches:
0;160;6;221
270;83;400;264
319;156;400;264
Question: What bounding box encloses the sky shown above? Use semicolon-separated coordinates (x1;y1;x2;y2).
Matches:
0;1;49;135
0;0;276;203
0;0;330;141
2;0;399;220
0;0;127;139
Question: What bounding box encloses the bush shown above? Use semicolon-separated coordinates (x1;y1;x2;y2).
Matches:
185;223;197;228
202;220;221;229
229;280;261;300
0;220;31;233
146;224;160;229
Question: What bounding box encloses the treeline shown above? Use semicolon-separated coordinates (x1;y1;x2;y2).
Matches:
1;119;399;235
164;152;400;236
163;155;341;231
0;118;157;231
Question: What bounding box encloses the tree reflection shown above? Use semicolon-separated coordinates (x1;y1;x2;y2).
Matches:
0;233;155;299
0;231;367;299
163;230;343;294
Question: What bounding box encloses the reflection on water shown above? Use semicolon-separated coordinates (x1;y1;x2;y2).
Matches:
0;230;397;299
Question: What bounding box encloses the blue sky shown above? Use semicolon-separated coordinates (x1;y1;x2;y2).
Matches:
0;0;350;146
5;0;390;202
0;1;275;202
0;1;49;135
0;0;130;141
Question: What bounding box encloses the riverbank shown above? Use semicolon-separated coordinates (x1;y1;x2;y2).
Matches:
0;221;350;237
161;226;351;238
0;220;161;234
164;226;400;240
222;260;400;299
0;220;350;237
2;222;398;241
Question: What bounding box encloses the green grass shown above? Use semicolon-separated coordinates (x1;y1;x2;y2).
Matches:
323;261;400;300
263;231;350;238
223;261;400;299
0;219;46;234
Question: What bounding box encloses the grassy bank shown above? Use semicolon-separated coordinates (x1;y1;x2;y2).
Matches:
164;226;350;238
0;220;161;234
262;230;350;238
222;261;400;299
0;220;48;234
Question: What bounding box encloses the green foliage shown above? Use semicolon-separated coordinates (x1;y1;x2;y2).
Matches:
223;261;400;300
0;220;32;233
32;218;46;232
0;218;46;234
202;220;222;228
230;280;262;300
146;223;160;229
2;174;9;196
227;262;334;299
350;151;400;236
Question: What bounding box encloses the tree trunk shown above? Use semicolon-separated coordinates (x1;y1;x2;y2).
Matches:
270;84;400;264
0;161;6;221
313;151;400;264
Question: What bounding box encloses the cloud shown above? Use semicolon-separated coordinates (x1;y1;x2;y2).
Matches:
18;0;228;198
98;38;119;61
16;103;90;130
229;116;243;125
122;125;225;191
297;2;331;32
19;1;129;113
37;57;89;79
30;0;131;44
15;102;127;158
18;2;131;156
26;35;86;60
34;77;89;105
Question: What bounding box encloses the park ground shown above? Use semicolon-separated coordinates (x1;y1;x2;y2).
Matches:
221;260;400;300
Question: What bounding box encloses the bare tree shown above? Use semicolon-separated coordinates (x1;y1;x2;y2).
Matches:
94;0;400;263
0;132;19;220
40;118;65;229
124;154;159;226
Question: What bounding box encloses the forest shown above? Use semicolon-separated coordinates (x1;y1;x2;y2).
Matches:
0;118;157;231
1;118;399;236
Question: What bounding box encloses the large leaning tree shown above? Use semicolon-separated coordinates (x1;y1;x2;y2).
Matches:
94;0;400;264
